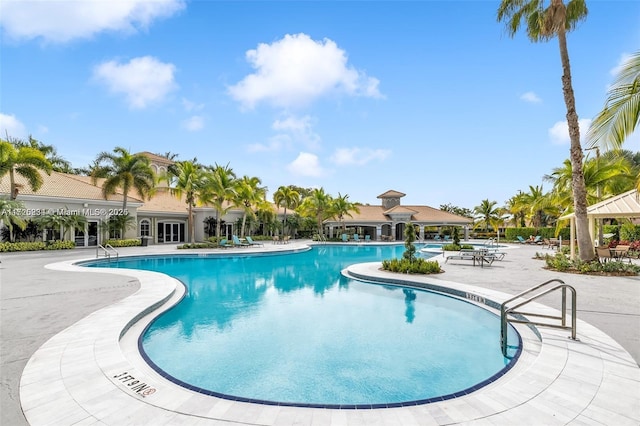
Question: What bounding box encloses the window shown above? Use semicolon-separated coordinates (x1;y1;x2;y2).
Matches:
140;219;151;237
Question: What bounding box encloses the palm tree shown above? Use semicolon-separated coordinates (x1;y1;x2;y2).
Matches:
0;198;27;242
0;139;53;199
506;191;529;227
329;192;361;232
234;175;266;237
473;199;501;232
201;163;237;239
91;147;155;212
297;188;333;237
273;185;300;236
13;135;72;173
497;0;594;260
587;51;640;152
165;159;205;243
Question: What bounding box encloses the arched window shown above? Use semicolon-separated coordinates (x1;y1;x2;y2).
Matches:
140;219;151;237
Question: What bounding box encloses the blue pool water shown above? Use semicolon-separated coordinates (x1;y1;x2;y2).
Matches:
85;244;519;407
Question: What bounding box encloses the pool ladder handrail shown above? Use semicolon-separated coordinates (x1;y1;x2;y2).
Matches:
96;243;119;260
500;278;577;357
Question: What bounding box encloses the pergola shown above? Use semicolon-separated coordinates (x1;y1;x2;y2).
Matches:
559;189;640;257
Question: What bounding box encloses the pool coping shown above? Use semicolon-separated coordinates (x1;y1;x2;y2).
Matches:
19;246;640;425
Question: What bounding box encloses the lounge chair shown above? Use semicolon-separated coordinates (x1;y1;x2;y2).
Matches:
282;235;290;244
532;236;542;244
434;235;441;242
218;238;233;248
443;235;450;242
272;235;280;244
353;234;360;242
516;236;527;244
232;235;250;247
245;236;263;247
341;233;348;242
364;235;371;242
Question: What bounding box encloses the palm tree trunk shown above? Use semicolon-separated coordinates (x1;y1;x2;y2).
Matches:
9;168;16;200
557;28;594;261
188;205;195;243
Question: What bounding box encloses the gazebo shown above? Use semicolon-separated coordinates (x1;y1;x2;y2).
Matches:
559;189;640;257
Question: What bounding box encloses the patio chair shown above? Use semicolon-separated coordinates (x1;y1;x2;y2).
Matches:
341;233;349;242
596;246;612;263
245;236;263;247
272;235;280;244
218;238;233;248
612;245;631;263
364;235;371;242
353;234;360;242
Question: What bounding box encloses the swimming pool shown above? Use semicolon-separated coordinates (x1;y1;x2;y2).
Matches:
85;244;520;408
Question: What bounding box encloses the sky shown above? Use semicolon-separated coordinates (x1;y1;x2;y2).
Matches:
1;0;639;210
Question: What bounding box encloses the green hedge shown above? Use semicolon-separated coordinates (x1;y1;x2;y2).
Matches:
0;240;75;252
505;227;570;241
105;239;141;247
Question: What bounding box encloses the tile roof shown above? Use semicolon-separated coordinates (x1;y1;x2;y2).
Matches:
332;204;472;225
377;190;406;198
0;171;142;203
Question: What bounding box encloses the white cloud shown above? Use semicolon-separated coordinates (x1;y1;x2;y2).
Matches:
548;118;592;145
331;147;391;166
0;0;185;43
182;98;204;112
0;113;27;138
182;115;204;131
93;56;177;109
228;33;383;109
247;134;289;153
520;91;542;103
271;114;320;150
287;152;326;177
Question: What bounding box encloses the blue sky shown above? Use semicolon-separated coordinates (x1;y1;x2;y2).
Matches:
1;0;639;210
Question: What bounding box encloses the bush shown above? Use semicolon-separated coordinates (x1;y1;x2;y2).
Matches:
178;242;218;249
0;240;75;252
441;243;474;251
105;239;141;247
381;258;442;274
544;252;640;275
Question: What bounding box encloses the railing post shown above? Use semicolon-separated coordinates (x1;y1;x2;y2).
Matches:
561;286;567;327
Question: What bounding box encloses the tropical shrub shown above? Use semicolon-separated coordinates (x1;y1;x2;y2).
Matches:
0;240;75;252
105;238;141;247
544;252;640;275
382;258;442;274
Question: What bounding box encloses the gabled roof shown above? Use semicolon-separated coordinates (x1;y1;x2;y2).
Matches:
560;189;640;220
0;170;142;203
383;205;419;215
377;190;406;198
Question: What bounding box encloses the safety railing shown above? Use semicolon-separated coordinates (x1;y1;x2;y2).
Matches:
500;278;577;357
96;244;119;260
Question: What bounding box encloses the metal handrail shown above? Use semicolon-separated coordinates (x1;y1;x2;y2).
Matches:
500;278;577;357
96;244;119;260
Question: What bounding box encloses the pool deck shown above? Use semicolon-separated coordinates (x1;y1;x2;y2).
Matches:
2;240;639;425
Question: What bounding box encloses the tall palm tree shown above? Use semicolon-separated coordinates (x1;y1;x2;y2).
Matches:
234;175;266;237
506;191;529;227
201;163;237;239
329;192;361;232
273;185;301;236
473;199;501;232
587;51;640;152
91;147;155;212
522;185;555;228
297;188;333;237
165;159;205;243
0;139;53;199
497;0;593;260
